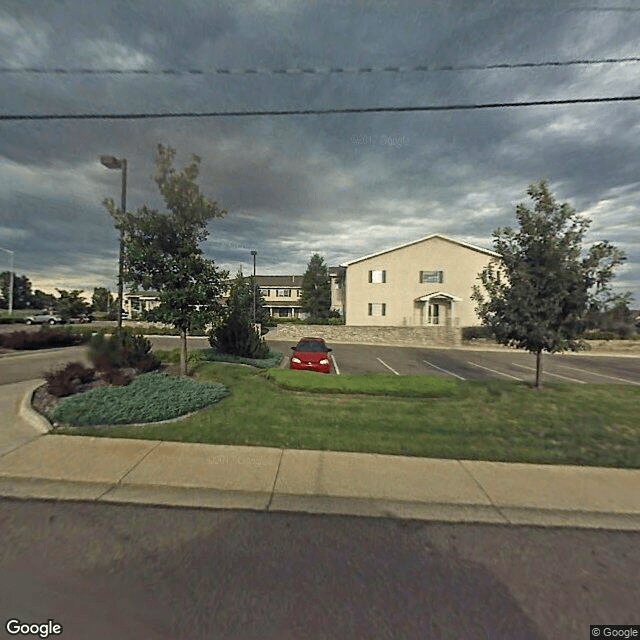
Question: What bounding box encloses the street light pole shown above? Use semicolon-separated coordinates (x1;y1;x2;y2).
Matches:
251;250;257;326
100;155;127;331
0;248;14;315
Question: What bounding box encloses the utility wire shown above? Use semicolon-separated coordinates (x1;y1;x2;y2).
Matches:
1;57;640;77
1;95;639;121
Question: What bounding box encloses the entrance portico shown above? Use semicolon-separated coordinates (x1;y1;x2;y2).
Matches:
415;292;462;327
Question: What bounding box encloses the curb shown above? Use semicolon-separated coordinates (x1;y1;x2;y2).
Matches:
18;379;51;434
1;475;639;531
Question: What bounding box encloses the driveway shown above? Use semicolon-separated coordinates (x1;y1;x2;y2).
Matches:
267;340;640;385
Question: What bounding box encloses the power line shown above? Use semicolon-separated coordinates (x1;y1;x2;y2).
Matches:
1;95;639;121
1;57;640;77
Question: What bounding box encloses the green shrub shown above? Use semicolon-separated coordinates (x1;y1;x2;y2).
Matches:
51;371;230;426
201;348;283;369
0;317;24;324
88;331;159;371
0;328;86;350
154;347;181;363
462;326;495;340
45;362;96;398
209;313;270;359
582;330;618;341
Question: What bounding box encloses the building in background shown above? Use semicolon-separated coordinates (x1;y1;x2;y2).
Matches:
328;266;346;317
340;234;500;328
256;275;306;319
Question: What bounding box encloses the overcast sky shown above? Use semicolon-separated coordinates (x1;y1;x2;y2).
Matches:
1;0;639;306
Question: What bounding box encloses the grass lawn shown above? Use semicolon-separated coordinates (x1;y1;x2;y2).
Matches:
55;362;640;469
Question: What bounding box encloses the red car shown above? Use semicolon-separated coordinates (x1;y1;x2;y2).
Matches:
290;337;333;374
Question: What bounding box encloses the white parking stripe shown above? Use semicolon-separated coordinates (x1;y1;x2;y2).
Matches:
510;362;586;384
557;364;640;385
331;354;340;375
377;357;400;375
467;361;523;381
422;360;466;380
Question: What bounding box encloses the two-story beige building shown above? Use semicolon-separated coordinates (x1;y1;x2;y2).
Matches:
256;275;306;318
328;266;346;316
124;276;308;320
340;234;500;328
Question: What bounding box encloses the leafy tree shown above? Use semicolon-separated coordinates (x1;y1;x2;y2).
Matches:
300;254;331;320
472;180;628;388
208;268;270;358
92;287;115;312
31;289;56;310
55;289;91;321
105;144;228;375
222;268;269;326
0;272;33;309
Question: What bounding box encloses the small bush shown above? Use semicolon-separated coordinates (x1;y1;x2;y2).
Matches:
209;314;270;359
102;367;132;386
201;348;283;369
88;330;158;371
582;330;618;341
136;352;163;373
462;326;495;340
45;362;96;398
0;328;85;350
0;317;24;324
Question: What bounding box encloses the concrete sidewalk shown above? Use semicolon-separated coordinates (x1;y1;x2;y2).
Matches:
0;380;639;530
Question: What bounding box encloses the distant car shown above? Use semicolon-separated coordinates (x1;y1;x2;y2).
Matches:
69;313;94;324
290;337;332;374
24;311;63;325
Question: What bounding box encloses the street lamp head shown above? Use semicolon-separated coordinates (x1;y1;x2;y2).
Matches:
100;155;123;170
251;250;257;257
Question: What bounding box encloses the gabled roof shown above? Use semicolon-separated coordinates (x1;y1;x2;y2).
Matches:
415;291;462;302
339;233;500;267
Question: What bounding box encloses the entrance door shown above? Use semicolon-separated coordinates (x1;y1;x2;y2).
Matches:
428;303;440;325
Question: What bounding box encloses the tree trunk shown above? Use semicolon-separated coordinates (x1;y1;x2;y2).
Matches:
535;349;542;389
180;327;188;376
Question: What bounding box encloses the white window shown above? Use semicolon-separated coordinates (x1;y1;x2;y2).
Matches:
368;270;386;283
276;289;291;297
420;270;444;283
260;288;270;296
368;303;386;316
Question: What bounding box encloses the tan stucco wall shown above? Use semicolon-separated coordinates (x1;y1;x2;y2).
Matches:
343;236;497;327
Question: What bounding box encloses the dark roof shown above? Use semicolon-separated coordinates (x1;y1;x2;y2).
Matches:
255;275;303;287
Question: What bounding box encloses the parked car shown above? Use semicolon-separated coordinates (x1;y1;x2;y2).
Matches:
69;313;94;324
24;311;64;325
290;337;332;374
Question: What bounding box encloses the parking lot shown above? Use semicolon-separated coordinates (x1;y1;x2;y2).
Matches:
267;340;640;385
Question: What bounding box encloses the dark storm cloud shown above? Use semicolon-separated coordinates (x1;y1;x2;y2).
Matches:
0;0;638;303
